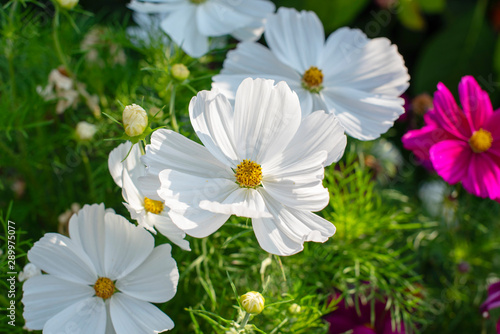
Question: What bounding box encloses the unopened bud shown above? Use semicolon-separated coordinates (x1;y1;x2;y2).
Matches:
57;0;79;10
240;291;265;315
123;104;148;137
288;303;301;314
171;64;190;81
76;121;97;140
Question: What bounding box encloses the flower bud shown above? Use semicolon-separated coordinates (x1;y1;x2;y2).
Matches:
240;291;265;315
288;303;301;314
57;0;79;10
171;64;190;81
18;263;41;282
123;104;148;137
76;121;97;141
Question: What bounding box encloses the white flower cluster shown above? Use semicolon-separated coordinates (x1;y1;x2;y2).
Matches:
22;2;410;333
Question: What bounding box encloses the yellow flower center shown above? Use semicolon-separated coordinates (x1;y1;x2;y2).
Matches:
190;0;205;3
144;197;164;214
235;160;262;188
302;66;324;93
93;277;115;300
469;128;493;153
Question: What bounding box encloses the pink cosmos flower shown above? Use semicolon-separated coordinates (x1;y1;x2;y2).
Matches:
481;281;500;333
402;76;500;200
325;293;405;334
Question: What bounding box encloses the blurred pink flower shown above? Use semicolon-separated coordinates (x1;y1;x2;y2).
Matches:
325;293;405;334
481;281;500;333
402;76;500;200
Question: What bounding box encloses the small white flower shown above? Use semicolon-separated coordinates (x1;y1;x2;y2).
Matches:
75;121;97;141
141;78;347;256
37;68;79;114
108;142;190;250
213;7;410;140
22;203;179;333
18;263;41;282
127;0;276;58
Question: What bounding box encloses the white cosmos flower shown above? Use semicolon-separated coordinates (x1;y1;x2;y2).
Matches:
108;141;190;251
22;203;179;334
212;7;410;140
127;0;275;58
141;78;347;256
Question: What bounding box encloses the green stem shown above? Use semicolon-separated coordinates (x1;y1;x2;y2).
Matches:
52;6;72;76
238;312;251;333
169;85;179;132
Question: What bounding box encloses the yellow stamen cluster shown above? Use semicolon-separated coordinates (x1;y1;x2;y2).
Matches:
302;66;324;93
469;128;493;153
235;160;262;188
93;277;115;300
144;197;164;214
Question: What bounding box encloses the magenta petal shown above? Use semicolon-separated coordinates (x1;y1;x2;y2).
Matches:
461;153;500;199
458;76;493;131
489;282;500;296
497;318;500;334
402;125;454;163
483;111;500;141
433;82;471;140
352;325;377;334
430;140;471;184
482;290;500;312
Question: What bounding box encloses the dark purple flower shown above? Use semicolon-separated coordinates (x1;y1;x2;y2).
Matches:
325;293;405;334
481;281;500;333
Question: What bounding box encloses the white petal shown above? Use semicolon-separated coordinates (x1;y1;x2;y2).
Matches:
160;4;209;58
320;27;409;97
142;129;230;178
108;141;132;188
253;194;336;256
265;8;324;72
282;110;347;166
231;21;265;42
108;141;145;188
43;297;107;334
199;187;272;218
138;174;163;201
233;78;301;164
168;207;230;238
102;211;154;280
122;168;145;212
158;169;236;210
196;1;254;36
212;42;301;101
22;275;94;330
321;87;405;140
27;233;97;285
127;0;184;14
68;203;109;276
116;244;179;303
146;213;191;250
110;293;175;333
189;90;238;165
263;151;330;211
